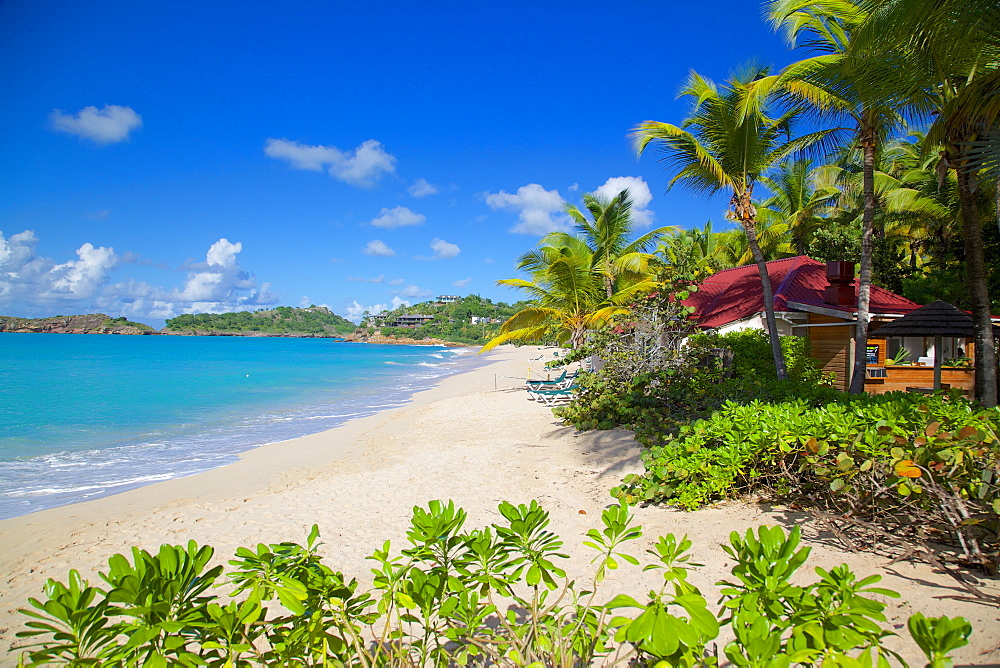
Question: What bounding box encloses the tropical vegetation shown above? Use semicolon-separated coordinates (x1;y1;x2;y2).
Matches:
631;65;835;380
483;189;664;351
165;306;357;336
366;295;532;345
14;0;1000;662
15;502;972;666
488;0;997;390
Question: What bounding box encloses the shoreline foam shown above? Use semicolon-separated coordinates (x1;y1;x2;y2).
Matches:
1;345;997;664
0;340;481;520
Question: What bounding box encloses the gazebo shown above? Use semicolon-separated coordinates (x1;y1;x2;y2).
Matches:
869;300;990;392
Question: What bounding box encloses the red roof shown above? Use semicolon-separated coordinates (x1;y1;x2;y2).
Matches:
683;256;921;329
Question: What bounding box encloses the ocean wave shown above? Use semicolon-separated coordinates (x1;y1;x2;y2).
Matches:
0;343;491;520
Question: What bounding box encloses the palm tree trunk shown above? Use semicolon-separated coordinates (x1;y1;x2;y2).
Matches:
850;132;876;394
956;160;998;406
736;188;788;380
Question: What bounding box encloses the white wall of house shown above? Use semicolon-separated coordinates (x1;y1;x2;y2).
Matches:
713;313;800;337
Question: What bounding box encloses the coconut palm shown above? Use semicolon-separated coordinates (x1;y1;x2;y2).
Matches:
633;65;830;379
848;0;1000;404
482;239;653;351
551;189;672;298
656;220;737;280
767;0;907;394
716;219;796;267
758;159;842;254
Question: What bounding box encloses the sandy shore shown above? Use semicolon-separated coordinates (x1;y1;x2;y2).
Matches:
1;345;998;665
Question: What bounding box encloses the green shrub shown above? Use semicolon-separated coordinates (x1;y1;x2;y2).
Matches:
611;391;1000;567
16;502;971;667
689;329;833;386
555;332;836;434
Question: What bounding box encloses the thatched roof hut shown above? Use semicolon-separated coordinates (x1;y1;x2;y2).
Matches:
869;300;993;391
868;300;992;339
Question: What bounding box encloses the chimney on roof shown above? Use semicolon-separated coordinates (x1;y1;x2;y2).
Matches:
824;261;856;307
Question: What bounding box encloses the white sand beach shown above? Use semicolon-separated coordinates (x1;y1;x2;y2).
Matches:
1;345;998;665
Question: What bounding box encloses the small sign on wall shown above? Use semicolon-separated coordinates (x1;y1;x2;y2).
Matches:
866;344;880;365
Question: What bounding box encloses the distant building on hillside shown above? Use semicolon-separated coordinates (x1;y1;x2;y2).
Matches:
391;314;434;328
437;295;460;304
363;311;390;327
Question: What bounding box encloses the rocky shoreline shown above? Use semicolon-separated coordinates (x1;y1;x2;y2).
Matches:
0;313;466;346
0;314;158;335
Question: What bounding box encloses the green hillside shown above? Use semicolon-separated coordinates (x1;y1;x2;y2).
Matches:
363;295;532;345
164;306;356;335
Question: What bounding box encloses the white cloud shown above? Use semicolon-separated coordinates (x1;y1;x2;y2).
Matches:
429;238;460;259
388;278;404;285
0;230;118;304
370;206;425;229
485;183;570;235
0;232;277;321
164;239;276;312
396;284;432;299
593;176;655;226
344;295;410;323
264;138;396;187
205;238;241;268
363;240;396;257
347;275;385;283
49;243;118;297
344;300;373;323
453;277;472;287
50;105;142;144
408;178;439;197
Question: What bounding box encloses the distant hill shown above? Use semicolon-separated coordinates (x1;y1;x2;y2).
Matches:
360;295;530;345
163;306;357;336
0;314;158;335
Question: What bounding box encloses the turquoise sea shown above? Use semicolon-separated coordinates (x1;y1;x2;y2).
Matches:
0;334;483;520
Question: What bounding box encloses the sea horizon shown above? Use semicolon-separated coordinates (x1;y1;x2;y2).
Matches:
0;334;485;520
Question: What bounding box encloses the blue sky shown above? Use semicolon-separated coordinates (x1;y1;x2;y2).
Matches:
0;0;799;327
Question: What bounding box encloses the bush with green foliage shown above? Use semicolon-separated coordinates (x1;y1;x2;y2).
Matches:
101;316;156;331
165;307;356;335
554;324;999;569
689;330;833;387
555;330;836;435
610;391;1000;569
16;501;972;666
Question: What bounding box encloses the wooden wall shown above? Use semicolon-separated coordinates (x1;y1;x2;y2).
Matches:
805;314;853;390
863;366;975;395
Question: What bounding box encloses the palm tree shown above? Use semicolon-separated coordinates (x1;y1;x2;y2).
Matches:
633;66;828;380
482;239;653;351
716;219;795;267
758;159;842;254
656;220;736;280
848;0;1000;405
767;0;906;394
553;189;672;298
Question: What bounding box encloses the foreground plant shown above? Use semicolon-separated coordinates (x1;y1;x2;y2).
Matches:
16;502;972;666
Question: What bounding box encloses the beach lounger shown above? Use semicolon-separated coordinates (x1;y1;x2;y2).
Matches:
525;369;579;390
526;370;567;389
527;384;579;405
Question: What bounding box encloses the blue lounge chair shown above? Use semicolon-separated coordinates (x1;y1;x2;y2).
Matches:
526;369;578;390
526;370;567;390
528;383;579;405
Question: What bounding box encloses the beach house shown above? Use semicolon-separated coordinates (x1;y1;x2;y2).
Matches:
682;256;980;394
